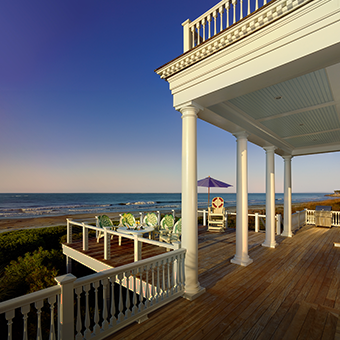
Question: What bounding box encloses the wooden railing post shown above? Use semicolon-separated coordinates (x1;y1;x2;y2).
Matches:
104;229;111;260
182;19;192;52
276;214;282;235
203;210;207;226
255;213;259;232
82;223;88;251
134;235;141;262
54;274;77;340
66;219;72;244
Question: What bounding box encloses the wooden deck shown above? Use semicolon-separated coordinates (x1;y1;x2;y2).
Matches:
97;225;340;339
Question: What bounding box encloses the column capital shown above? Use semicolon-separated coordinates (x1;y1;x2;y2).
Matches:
233;131;248;140
283;155;293;161
264;145;276;153
176;101;203;115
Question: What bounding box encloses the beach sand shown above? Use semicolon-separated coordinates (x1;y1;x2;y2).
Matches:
1;197;339;233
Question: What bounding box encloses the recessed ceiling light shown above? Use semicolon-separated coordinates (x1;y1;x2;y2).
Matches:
275;96;282;100
299;123;304;126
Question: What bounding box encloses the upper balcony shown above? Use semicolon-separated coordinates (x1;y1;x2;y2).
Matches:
156;0;340;157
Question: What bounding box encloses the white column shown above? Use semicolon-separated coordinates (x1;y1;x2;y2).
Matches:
262;146;277;248
179;102;206;300
231;132;253;266
282;155;293;237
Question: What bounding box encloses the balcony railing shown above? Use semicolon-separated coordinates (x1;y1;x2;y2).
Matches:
0;249;186;339
183;0;272;51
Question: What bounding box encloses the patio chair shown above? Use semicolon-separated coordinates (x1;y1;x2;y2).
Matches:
159;218;182;244
143;212;159;239
96;215;115;242
119;213;136;228
208;197;226;232
155;214;174;239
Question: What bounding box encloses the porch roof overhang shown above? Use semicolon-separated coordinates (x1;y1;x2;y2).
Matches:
156;0;340;157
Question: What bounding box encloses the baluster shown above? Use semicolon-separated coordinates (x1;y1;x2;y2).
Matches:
247;0;251;16
21;305;30;340
144;264;150;308
191;26;195;48
264;0;267;4
92;281;100;335
170;256;175;295
117;273;124;322
207;14;212;39
213;10;218;36
83;284;91;339
202;18;206;42
138;268;144;313
167;258;171;297
156;261;160;303
162;260;166;300
150;263;155;306
125;271;131;319
109;276;116;325
256;0;259;11
181;253;186;289
101;278;109;330
75;287;82;340
132;269;138;315
232;0;237;25
219;6;224;32
226;1;230;28
35;300;43;340
5;310;15;340
196;22;201;46
47;306;54;340
240;0;243;20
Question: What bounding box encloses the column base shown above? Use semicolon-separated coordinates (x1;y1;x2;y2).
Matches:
281;230;293;237
262;241;278;248
184;286;206;301
230;255;253;267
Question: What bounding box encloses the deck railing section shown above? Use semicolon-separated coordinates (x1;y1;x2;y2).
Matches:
0;249;186;340
198;209;282;234
183;0;271;51
306;210;340;227
66;219;181;264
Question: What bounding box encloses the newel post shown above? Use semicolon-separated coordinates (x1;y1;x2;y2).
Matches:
182;19;192;52
55;274;77;340
82;223;88;251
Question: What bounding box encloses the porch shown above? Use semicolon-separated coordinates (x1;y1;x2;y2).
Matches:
108;224;340;339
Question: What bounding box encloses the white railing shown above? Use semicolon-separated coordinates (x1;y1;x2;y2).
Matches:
306;210;340;227
183;0;271;51
199;209;282;234
0;249;186;339
291;209;307;231
66;219;180;264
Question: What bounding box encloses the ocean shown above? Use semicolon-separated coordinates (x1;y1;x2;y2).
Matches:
0;192;335;220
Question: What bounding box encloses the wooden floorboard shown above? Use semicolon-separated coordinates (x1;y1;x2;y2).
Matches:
67;224;340;339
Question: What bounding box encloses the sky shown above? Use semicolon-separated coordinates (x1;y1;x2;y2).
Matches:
0;0;339;194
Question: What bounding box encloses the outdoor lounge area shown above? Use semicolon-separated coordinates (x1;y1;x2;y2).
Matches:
96;223;340;339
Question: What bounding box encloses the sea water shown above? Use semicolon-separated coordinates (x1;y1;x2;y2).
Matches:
0;192;335;219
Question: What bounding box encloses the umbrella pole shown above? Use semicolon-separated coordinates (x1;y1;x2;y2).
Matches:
208;187;210;207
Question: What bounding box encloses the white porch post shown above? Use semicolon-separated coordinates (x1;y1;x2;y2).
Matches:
179;102;206;300
262;146;277;248
282;155;293;237
231;132;253;266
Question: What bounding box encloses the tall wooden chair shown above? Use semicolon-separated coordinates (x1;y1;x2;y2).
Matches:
208;197;226;232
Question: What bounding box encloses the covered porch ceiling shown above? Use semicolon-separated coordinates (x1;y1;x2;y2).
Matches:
200;62;340;157
157;0;340;157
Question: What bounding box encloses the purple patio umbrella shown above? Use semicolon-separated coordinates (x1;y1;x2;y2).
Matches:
197;176;232;206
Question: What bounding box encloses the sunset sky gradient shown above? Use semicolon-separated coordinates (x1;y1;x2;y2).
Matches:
0;0;339;193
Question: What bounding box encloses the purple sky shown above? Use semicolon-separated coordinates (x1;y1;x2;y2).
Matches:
0;0;339;193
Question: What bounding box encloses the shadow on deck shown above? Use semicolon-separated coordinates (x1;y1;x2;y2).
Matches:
102;225;340;339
